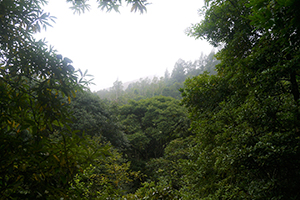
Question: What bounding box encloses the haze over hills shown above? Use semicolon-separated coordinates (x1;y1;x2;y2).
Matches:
100;74;159;91
94;51;218;93
95;52;220;100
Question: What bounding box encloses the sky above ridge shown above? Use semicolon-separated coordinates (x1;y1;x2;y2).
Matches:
35;0;212;91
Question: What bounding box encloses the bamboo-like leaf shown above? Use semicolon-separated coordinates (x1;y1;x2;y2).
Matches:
53;155;60;162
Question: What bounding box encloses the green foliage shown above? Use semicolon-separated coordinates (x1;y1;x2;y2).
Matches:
0;0;153;198
67;91;128;148
66;0;151;14
98;0;150;14
6;0;300;198
180;0;300;199
126;181;181;200
69;137;140;199
119;96;191;163
0;127;107;198
0;0;112;198
117;96;191;193
145;136;196;192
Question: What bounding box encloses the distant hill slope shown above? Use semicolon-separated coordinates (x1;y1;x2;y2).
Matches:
95;51;219;102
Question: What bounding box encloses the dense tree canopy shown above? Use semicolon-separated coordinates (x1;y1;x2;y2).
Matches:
2;0;299;199
180;0;300;199
0;0;91;198
0;0;149;198
67;91;128;148
119;96;191;163
117;96;192;192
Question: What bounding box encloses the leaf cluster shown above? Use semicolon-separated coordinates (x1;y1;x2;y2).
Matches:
66;0;151;14
0;0;100;198
177;0;300;199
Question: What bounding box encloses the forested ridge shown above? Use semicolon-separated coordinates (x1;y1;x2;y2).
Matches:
96;51;218;101
1;0;300;199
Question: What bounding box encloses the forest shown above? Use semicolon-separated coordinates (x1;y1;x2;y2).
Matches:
1;0;300;199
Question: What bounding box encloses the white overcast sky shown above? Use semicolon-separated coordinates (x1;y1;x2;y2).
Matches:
35;0;212;91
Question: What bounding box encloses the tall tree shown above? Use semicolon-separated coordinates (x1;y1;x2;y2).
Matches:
171;59;187;84
0;0;96;197
0;0;150;198
180;0;300;199
111;78;124;101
